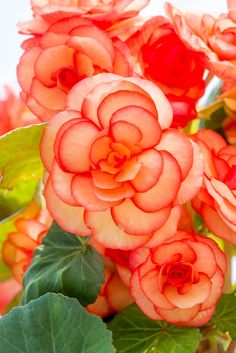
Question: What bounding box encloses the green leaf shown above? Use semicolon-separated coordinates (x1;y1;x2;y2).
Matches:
109;304;201;353
22;222;104;306
212;291;236;339
0;293;116;353
0;179;39;220
0;124;45;189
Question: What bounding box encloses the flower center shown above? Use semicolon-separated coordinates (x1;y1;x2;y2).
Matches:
164;262;193;287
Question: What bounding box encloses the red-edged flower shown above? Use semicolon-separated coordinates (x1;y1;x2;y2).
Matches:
192;129;236;244
17;17;132;121
2;209;52;284
130;230;226;326
165;2;236;82
127;16;205;101
40;73;203;250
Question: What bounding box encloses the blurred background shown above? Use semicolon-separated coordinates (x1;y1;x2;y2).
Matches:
0;0;228;89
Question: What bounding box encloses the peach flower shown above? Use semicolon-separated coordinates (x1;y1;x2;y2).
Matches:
87;266;133;317
17;17;132;121
130;230;226;326
2;209;52;284
165;3;236;82
192;129;236;244
40;73;203;250
0;86;39;136
20;0;149;35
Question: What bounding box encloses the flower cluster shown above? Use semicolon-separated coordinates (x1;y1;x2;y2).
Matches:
2;0;236;329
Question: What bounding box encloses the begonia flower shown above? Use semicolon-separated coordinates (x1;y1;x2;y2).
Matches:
127;16;205;101
130;230;226;326
40;73;204;250
2;209;52;283
165;2;236;82
192;129;236;243
17;17;132;121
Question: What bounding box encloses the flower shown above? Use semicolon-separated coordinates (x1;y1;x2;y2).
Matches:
87;266;133;317
2;209;52;283
0;280;22;315
41;73;203;250
130;230;226;326
127;16;205;101
192;129;236;244
165;2;236;82
20;0;149;35
17;17;132;121
0;86;39;136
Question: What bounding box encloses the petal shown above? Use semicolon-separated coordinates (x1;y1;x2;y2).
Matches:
110;120;142;146
31;78;66;110
110;106;161;149
17;46;41;93
115;158;142;183
186;307;215;327
145;206;182;248
51;159;77;206
131;149;163;192
90;134;112;166
164;274;212;309
112;199;171;235
105;274;133;311
44;178;91;236
202;204;236;244
91;169;121;189
140;269;175;310
151;241;196;266
186;240;217;278
58;120;99;173
175;141;204;204
35;45;74;87
71;174;119;211
93;183;135;202
97;90;157;128
40;110;81;171
85;209;151;250
201;267;224;310
156;304;201;325
130;270;162;320
133;151;181;212
156;129;193;179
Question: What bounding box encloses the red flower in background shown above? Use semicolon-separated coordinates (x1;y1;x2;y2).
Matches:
0;86;39;136
20;0;149;35
130;230;226;326
165;2;236;84
17;17;132;121
126;16;205;128
41;73;203;250
192;129;236;244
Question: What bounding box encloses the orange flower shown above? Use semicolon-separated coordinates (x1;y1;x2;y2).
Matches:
127;16;205;100
0;86;39;136
165;2;236;82
2;209;52;284
130;230;226;326
192;129;236;243
18;17;132;121
41;73;203;250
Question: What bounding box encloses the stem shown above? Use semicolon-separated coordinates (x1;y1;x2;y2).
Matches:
228;340;236;353
223;240;233;294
